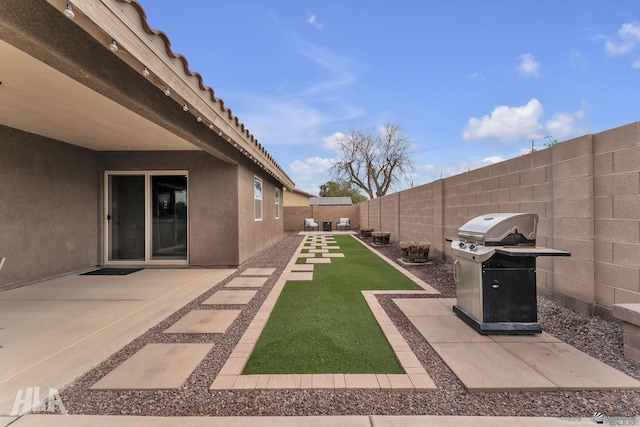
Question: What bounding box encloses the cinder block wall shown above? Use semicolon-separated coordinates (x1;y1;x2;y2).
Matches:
357;121;640;315
284;206;359;231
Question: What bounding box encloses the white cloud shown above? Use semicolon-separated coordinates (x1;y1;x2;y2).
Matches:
307;14;324;29
605;41;632;56
633;59;640;69
462;99;586;143
518;53;541;78
289;156;335;194
568;49;588;69
605;22;640;62
482;156;506;164
463;99;545;142
322;132;345;152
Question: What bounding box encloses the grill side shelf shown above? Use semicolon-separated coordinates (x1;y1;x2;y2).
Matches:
494;247;571;257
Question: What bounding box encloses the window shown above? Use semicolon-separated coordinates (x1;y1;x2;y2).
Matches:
254;176;262;221
275;188;280;219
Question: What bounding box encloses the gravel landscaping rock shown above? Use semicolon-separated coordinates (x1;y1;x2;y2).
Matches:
56;233;640;418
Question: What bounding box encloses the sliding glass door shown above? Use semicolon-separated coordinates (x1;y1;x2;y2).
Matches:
106;172;188;264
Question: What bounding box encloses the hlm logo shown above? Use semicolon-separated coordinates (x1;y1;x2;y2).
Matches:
11;387;67;416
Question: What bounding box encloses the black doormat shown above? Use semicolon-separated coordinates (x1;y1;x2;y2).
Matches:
81;268;143;276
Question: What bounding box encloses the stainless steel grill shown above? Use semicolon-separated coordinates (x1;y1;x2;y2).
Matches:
450;213;570;334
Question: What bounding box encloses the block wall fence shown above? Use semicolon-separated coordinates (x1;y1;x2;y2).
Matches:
358;122;640;316
283;205;360;231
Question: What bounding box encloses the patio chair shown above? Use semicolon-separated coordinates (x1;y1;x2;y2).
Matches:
336;217;351;230
304;218;319;231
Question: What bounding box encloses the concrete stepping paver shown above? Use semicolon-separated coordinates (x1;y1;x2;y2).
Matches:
224;277;268;288
306;258;332;264
290;264;314;272
296;253;317;258
280;272;313;281
164;309;241;334
91;343;213;390
322;253;345;258
241;268;276;276
202;290;257;305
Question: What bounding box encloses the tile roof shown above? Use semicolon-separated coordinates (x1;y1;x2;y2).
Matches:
114;0;293;188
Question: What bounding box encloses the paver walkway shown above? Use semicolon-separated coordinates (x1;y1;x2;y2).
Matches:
60;233;640;396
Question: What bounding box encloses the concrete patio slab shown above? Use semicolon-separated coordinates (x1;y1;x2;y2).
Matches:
395;296;640;392
90;343;213;390
240;268;276;276
370;415;595;426
202;290;257;305
164;309;242;334
12;414;374;427
430;342;558;392
0;269;233;415
0;416;16;427
407;315;493;343
502;342;640;390
224;277;268;288
489;332;561;343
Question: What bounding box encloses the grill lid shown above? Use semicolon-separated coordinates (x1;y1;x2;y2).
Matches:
457;213;538;245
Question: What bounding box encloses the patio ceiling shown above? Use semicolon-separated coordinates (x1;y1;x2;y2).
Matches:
0;39;197;152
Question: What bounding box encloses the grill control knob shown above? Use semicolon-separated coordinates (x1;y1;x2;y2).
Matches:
458;242;466;249
469;244;476;251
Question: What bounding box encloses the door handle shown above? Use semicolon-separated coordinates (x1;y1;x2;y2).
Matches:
107;214;112;221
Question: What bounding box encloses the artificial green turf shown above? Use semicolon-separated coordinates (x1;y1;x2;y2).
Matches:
243;235;422;374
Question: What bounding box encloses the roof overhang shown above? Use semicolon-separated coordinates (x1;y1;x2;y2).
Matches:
0;0;294;189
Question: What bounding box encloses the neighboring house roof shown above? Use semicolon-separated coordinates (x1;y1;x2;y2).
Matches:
309;197;353;206
291;188;318;198
0;0;294;190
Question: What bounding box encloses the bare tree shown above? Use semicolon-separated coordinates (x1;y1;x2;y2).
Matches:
329;123;414;199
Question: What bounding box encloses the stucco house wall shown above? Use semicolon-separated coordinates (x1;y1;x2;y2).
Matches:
0;126;99;290
283;189;314;206
0;0;293;290
98;151;241;267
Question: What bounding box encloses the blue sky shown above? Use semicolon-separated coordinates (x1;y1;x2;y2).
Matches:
141;1;639;195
